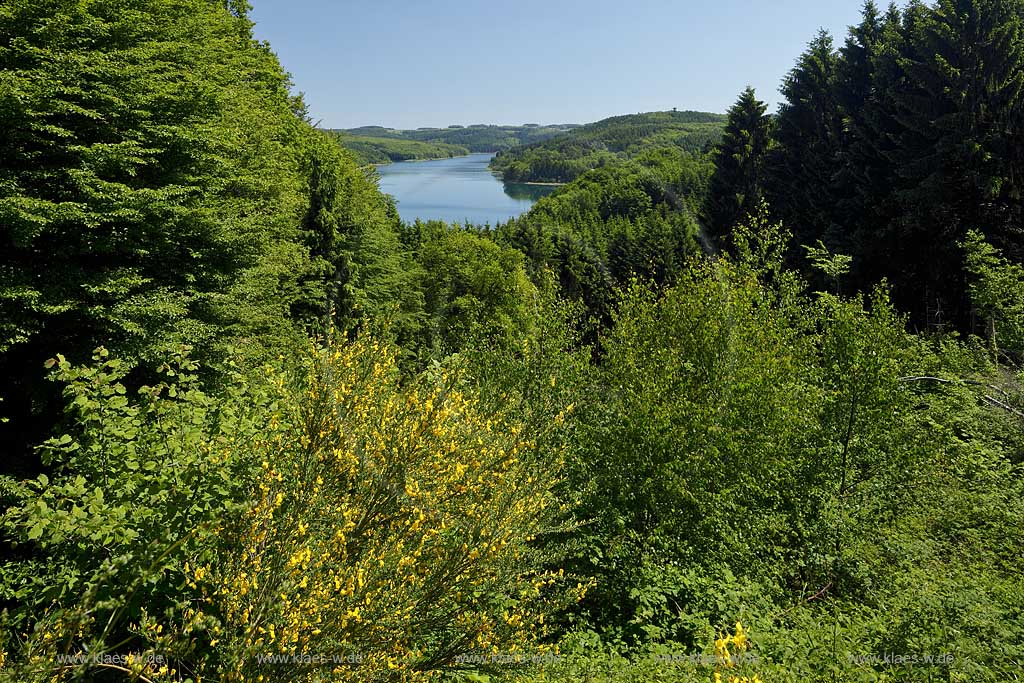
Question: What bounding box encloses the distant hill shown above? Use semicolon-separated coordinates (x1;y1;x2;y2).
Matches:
329;133;469;165
330;123;579;156
489;110;726;184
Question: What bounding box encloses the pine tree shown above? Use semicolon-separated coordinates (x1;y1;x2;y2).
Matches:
830;2;884;248
841;3;919;295
767;30;844;257
704;86;774;243
885;0;1024;324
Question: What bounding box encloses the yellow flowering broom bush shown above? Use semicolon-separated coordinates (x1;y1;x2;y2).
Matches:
192;335;581;682
0;335;580;682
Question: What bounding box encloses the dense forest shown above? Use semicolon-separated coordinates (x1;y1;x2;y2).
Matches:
335;124;578;157
705;0;1024;331
1;1;1023;683
490;111;726;184
329;133;470;166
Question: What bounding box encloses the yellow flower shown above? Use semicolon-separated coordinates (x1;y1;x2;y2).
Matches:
734;624;748;650
715;636;733;667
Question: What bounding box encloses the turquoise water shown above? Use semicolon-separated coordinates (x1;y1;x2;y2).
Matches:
375;153;556;226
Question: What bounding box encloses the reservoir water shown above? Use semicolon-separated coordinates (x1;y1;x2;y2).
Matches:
375;153;557;226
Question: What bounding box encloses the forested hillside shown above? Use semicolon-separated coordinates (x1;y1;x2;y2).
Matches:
335;123;577;155
329;133;469;165
1;1;1023;682
491;147;711;325
490;111;726;183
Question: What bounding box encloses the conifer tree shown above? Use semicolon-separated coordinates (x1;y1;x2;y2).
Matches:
767;31;844;257
704;87;774;243
839;3;923;297
836;2;884;117
885;0;1024;323
831;1;885;249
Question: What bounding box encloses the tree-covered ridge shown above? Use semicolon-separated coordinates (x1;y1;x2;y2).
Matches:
494;147;711;325
490;110;726;183
334;123;578;153
329;132;469;165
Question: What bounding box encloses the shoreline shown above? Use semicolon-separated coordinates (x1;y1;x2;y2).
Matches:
371;152;567;188
372;152;472;167
513;180;565;187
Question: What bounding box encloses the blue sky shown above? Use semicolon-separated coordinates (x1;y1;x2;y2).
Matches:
249;0;883;129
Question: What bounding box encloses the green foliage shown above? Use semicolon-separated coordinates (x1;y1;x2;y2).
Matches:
566;221;812;643
4;2;1024;682
746;0;1024;327
414;225;537;354
0;336;579;682
0;0;425;467
962;229;1024;359
1;345;275;678
459;273;594;498
803;240;853;294
491;111;725;184
552;215;1024;678
496;148;711;327
0;0;310;366
309;142;426;348
874;0;1024;323
494;628;765;683
767;30;844;256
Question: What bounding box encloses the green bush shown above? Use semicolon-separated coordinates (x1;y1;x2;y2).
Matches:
0;335;583;682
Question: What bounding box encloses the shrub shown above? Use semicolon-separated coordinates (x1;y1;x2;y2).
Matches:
1;335;580;682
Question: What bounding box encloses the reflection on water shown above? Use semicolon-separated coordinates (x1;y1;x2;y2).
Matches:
503;182;560;202
376;153;558;226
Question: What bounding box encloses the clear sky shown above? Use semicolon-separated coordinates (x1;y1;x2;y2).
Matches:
248;0;880;130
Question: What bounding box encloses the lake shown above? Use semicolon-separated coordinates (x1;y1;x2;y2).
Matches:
375;153;557;226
